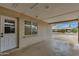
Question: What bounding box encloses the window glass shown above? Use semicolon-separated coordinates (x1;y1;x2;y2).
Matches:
31;22;38;34
24;21;31;35
4;19;15;33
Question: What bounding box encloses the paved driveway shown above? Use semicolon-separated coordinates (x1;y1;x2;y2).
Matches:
52;32;78;43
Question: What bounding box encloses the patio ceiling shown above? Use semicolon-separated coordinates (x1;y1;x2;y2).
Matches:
0;3;79;23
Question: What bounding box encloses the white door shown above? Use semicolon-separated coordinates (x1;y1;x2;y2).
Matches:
0;16;17;52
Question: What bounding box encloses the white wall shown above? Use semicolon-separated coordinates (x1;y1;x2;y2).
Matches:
19;18;52;49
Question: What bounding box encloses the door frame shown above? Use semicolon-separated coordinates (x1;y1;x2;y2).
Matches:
0;16;19;52
16;17;19;48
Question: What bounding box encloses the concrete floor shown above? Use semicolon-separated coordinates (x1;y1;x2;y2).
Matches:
5;40;74;56
1;33;79;56
6;40;57;56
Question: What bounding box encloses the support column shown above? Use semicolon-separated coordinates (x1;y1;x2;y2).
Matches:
78;19;79;43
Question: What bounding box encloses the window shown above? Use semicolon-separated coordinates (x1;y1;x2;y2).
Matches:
4;19;15;33
24;21;38;35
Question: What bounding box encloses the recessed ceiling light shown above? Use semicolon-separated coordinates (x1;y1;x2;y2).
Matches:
45;5;49;9
36;16;38;18
12;3;18;8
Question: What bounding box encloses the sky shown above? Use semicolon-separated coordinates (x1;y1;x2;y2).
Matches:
52;21;78;29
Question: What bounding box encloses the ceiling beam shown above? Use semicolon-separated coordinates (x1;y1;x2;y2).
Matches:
45;9;79;19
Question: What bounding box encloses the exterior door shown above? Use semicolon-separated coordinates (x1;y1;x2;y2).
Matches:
0;16;17;52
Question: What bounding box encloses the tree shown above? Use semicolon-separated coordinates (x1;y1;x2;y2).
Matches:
71;28;77;33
